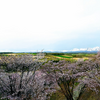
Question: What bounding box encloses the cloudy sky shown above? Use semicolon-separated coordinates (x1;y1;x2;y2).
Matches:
0;0;100;52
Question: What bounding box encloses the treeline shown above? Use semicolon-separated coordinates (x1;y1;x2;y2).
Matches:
44;52;96;58
0;52;13;54
44;53;65;55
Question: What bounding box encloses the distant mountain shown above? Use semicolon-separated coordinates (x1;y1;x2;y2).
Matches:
71;47;100;52
44;47;100;53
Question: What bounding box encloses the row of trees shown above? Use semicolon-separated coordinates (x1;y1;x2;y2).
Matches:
0;53;100;100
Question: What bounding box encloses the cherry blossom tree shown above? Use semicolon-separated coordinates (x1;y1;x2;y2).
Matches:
1;52;100;100
0;54;50;100
42;53;100;100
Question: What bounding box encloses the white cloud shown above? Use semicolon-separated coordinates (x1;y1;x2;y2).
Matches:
0;0;100;51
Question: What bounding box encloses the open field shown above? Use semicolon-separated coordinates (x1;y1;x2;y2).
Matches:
42;53;96;63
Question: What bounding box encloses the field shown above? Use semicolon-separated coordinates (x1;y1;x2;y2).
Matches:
1;52;96;63
0;52;99;100
43;53;96;62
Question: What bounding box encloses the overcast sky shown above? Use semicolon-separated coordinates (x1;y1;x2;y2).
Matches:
0;0;100;52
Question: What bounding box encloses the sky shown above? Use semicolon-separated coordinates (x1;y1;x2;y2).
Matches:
0;0;100;52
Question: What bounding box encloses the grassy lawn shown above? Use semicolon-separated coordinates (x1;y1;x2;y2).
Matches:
54;55;73;58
